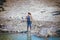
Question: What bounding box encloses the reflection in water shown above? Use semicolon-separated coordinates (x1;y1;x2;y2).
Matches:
0;33;60;40
27;31;31;40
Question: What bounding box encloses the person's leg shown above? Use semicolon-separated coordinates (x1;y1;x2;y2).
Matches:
27;25;28;32
27;21;32;32
28;21;32;32
30;24;31;30
27;23;29;32
30;21;32;30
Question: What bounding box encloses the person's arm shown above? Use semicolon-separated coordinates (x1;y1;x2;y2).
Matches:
30;15;33;21
30;15;36;24
26;16;27;19
22;16;27;22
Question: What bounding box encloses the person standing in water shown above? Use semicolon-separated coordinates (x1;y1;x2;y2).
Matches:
26;12;33;32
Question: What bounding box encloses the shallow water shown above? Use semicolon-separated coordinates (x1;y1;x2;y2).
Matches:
0;33;60;40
